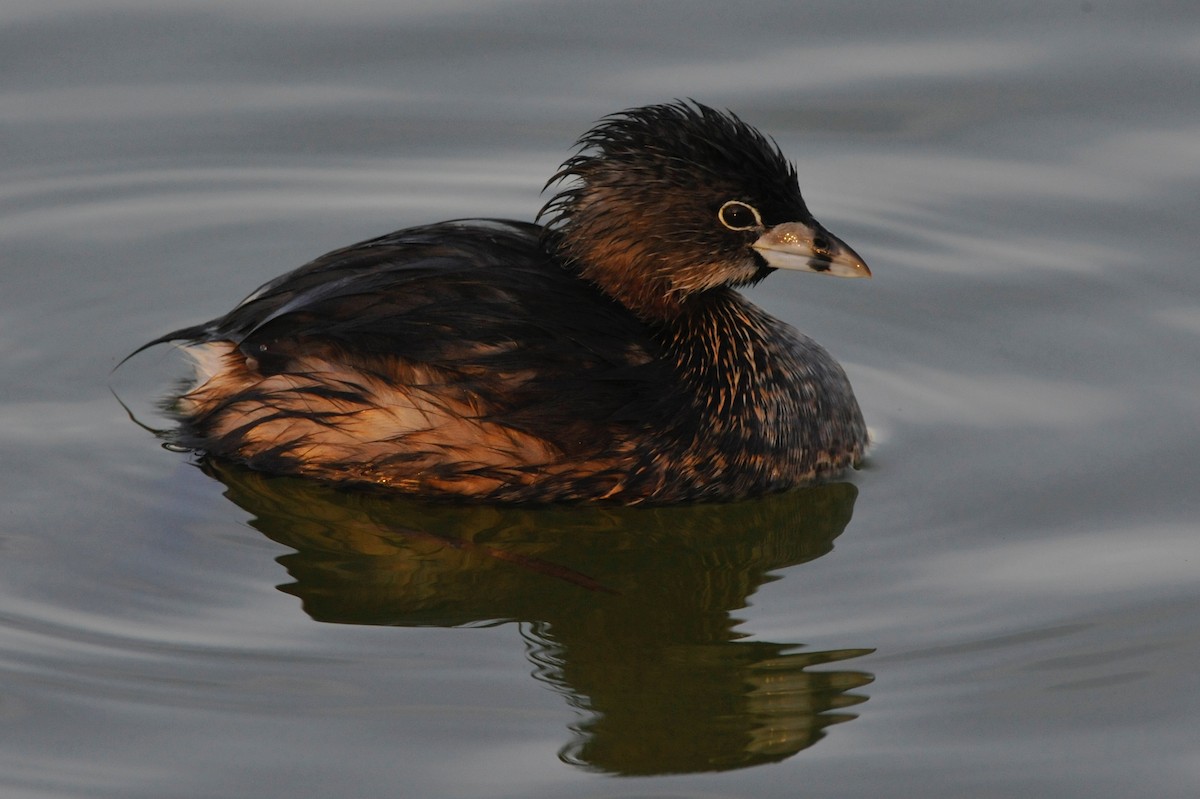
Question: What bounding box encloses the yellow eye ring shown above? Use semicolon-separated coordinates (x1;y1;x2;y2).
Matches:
718;200;763;231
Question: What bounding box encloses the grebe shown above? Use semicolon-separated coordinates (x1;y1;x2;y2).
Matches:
143;101;871;503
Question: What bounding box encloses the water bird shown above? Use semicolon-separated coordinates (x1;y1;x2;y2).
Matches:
141;101;871;503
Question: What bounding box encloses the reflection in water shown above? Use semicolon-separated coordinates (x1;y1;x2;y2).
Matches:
204;461;874;775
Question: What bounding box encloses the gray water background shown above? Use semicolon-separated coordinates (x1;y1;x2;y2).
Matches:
3;1;1199;797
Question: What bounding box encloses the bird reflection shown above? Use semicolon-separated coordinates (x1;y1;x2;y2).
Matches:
202;460;874;775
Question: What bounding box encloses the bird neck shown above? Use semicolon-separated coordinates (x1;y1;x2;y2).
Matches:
544;202;695;320
655;288;790;413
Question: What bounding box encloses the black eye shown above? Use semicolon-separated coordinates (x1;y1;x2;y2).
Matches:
718;201;762;231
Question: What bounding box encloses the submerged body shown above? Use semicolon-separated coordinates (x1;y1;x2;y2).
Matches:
147;102;870;504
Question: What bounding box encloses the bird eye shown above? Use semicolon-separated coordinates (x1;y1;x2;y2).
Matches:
718;201;763;231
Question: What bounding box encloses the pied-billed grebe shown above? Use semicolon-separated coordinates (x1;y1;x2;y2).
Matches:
142;101;870;504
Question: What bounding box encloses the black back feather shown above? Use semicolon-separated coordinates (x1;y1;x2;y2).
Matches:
164;220;682;454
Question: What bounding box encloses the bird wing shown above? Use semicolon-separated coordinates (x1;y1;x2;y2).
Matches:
162;220;678;492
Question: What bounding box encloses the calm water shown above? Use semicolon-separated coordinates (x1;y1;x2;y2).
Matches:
3;2;1199;797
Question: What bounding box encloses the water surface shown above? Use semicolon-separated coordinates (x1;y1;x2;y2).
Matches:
3;2;1199;797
